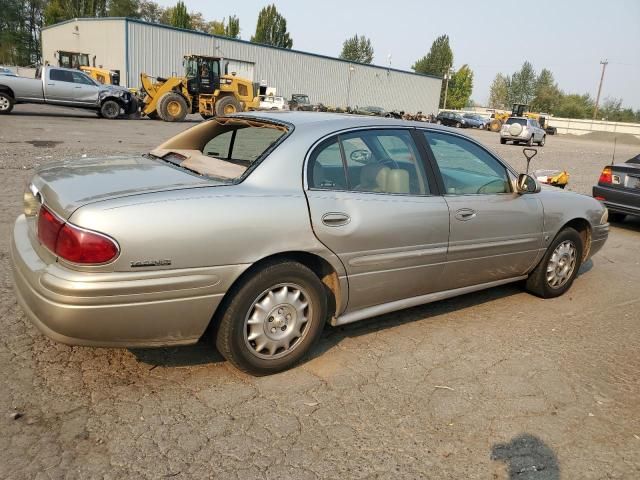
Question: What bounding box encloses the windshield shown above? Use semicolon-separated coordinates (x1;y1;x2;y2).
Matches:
150;118;289;181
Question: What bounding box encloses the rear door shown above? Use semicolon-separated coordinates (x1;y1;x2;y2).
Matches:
305;128;450;313
421;129;544;290
45;69;77;104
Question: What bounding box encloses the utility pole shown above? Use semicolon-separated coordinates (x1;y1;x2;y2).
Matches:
442;66;453;109
593;59;608;120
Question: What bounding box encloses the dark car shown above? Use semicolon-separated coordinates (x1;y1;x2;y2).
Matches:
288;93;314;111
352;105;388;117
593;154;640;222
435;111;469;128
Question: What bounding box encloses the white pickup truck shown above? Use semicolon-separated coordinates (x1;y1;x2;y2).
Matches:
0;65;137;119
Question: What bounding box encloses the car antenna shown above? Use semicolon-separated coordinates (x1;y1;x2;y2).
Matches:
611;136;617;165
522;148;537;174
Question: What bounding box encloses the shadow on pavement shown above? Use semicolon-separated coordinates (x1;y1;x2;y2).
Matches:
491;433;560;479
609;215;640;233
130;340;224;368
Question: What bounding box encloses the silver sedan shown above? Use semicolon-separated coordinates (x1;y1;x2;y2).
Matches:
11;112;609;375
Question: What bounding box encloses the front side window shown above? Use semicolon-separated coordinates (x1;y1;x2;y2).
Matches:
309;129;430;195
425;131;510;195
71;71;96;86
50;69;73;83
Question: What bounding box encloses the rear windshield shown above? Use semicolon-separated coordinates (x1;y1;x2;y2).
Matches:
505;118;527;126
150;118;289;181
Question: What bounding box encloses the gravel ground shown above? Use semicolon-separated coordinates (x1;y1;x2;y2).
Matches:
1;104;639;479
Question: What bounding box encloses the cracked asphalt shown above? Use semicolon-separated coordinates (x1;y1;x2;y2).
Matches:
1;105;639;479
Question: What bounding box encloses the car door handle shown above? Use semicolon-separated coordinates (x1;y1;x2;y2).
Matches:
455;208;477;221
74;86;82;89
47;83;55;86
322;212;350;227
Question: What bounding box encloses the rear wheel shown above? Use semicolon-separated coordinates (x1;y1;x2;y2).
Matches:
436;119;442;125
215;261;327;375
158;92;188;122
100;100;121;119
500;138;506;144
525;227;583;298
455;122;461;128
215;95;242;116
539;135;546;147
0;92;14;114
526;135;534;146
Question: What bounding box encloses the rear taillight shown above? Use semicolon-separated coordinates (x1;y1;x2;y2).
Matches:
599;167;612;184
37;205;119;264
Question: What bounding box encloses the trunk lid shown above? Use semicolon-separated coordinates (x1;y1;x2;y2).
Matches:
31;155;220;219
608;161;640;190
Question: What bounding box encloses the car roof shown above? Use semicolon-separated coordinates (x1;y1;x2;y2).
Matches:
230;111;455;136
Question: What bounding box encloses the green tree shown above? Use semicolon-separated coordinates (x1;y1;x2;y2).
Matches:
251;4;292;48
170;1;190;29
510;61;537;105
488;73;510;109
446;64;474;109
339;34;374;64
139;0;164;23
412;34;453;107
210;15;241;38
43;0;107;25
1;0;45;65
531;68;561;113
108;0;140;17
412;34;453;77
189;11;207;32
554;93;594;119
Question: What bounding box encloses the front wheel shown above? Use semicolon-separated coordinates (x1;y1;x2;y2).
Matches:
525;227;583;298
215;261;327;375
608;212;626;223
100;99;121;119
215;96;242;116
539;135;546;147
526;135;534;146
455;122;461;128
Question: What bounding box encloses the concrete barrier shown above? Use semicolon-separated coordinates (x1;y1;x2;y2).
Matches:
547;117;640;137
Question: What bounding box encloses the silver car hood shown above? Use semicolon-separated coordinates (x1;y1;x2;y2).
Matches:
32;155;218;218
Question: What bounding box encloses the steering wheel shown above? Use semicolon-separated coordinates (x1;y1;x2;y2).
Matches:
477;179;505;194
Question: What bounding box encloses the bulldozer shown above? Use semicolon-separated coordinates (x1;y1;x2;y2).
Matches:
139;55;261;122
489;103;557;135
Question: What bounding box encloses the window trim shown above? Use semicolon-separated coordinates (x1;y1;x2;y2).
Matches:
418;128;516;196
305;126;439;197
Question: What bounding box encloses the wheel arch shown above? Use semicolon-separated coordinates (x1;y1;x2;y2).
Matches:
559;217;592;261
206;250;346;337
0;85;16;99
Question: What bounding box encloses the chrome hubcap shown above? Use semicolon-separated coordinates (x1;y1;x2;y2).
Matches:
244;283;311;359
0;97;9;110
546;240;577;288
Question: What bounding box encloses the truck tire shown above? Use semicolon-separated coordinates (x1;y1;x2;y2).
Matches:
0;92;15;114
100;100;121;119
158;92;188;122
489;119;502;132
215;96;242;116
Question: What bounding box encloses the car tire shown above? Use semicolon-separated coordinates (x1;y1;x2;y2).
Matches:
539;135;546;147
608;212;626;223
500;138;506;144
436;119;442;125
525;227;583;299
215;96;242;116
455;122;461;128
0;92;14;114
526;135;534;146
215;261;327;375
100;99;121;119
158;92;188;122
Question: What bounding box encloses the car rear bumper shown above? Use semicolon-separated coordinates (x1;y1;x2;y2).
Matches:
11;215;246;348
593;185;640;216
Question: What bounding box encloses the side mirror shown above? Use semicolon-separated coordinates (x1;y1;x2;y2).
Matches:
517;173;541;194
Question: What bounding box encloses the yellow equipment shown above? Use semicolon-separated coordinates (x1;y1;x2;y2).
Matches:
489;103;556;135
56;51;121;85
139;55;261;122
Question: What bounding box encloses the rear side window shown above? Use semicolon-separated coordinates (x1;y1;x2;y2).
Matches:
309;129;431;195
49;69;73;82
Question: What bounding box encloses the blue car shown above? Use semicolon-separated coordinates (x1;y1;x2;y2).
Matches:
463;113;489;129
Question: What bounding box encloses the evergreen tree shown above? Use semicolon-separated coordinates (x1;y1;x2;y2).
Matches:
339;34;374;64
170;1;190;29
251;4;292;48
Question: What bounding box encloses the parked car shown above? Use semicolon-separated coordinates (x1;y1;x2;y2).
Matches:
0;65;137;118
259;95;287;111
11;112;609;375
500;117;546;146
0;66;17;77
463;113;489;129
593;153;640;222
288;93;314;111
352;105;389;117
435;111;469;128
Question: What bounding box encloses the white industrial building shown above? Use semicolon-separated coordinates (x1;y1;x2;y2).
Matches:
41;17;442;114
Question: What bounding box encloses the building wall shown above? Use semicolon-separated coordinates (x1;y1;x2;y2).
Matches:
42;19;126;77
42;18;442;114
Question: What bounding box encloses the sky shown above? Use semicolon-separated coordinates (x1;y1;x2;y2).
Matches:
155;0;640;109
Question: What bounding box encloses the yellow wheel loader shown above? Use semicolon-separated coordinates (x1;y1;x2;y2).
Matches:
489;103;557;135
55;51;121;85
139;55;261;122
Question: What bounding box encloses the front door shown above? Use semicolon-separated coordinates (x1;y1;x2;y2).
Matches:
69;71;100;105
305;128;450;313
422;130;544;290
